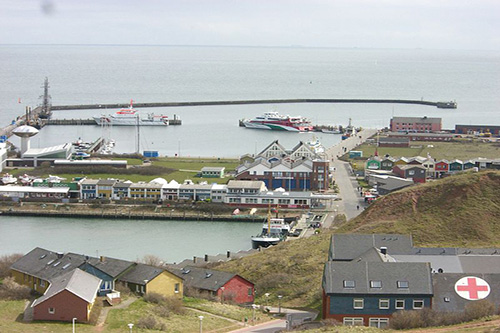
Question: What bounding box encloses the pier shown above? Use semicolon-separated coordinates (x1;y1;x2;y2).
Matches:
38;118;182;126
50;98;457;111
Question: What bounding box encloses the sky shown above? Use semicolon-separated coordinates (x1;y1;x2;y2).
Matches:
1;0;499;50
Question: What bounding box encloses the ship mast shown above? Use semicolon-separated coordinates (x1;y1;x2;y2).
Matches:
39;77;52;119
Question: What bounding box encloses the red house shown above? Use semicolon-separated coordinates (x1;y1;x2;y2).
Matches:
177;266;254;304
32;268;101;322
434;160;449;178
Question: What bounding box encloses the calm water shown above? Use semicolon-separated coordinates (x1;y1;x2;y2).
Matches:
0;45;499;258
0;216;261;262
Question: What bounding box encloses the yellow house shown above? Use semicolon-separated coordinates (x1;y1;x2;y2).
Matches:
96;179;117;199
119;264;183;298
128;183;162;200
10;247;87;295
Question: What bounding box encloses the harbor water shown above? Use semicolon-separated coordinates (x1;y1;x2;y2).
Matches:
0;45;499;258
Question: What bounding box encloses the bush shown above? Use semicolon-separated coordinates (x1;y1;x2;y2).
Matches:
137;315;166;331
0;277;31;300
464;299;497;321
114;282;131;297
0;253;23;279
143;292;167;304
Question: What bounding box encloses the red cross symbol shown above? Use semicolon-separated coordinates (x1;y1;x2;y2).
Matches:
455;277;490;300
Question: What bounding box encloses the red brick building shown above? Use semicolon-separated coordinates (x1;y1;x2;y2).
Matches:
390;116;442;132
32;269;101;322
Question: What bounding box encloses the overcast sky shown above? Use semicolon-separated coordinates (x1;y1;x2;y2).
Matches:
1;0;499;50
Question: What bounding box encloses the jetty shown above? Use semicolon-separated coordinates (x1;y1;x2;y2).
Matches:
50;98;457;111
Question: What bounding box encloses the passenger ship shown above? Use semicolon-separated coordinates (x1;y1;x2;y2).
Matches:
93;101;169;126
242;111;314;132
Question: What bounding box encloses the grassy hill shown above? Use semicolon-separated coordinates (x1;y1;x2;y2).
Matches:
215;171;500;309
339;170;500;247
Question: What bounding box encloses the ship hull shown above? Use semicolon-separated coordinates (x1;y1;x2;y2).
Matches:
93;116;168;126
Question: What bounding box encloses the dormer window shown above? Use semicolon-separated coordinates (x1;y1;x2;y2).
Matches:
397;281;409;288
370;280;382;288
343;280;355;288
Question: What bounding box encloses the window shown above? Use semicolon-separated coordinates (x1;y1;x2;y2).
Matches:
48;307;55;314
353;299;364;309
370;280;382;288
395;299;405;309
174;283;180;293
248;288;253;296
343;317;364;326
444;297;450;302
397;281;409;288
40;280;46;287
369;318;389;329
413;300;424;309
343;280;355;288
379;299;390;309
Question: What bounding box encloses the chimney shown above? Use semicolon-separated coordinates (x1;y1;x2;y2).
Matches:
56;252;63;259
227;251;231;258
204;254;208;262
380;247;387;255
100;256;105;262
193;256;197;263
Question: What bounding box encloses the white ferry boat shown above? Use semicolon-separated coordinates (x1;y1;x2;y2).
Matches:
93;101;169;126
242;111;313;132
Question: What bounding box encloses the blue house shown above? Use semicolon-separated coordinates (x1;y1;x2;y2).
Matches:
77;256;135;296
322;261;433;328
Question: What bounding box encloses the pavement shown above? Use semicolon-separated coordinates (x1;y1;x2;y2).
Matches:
229;307;317;333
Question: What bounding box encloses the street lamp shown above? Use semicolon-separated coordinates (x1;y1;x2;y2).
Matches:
127;323;134;333
278;295;283;314
72;317;77;333
198;315;204;333
264;293;270;310
252;304;258;325
220;286;225;303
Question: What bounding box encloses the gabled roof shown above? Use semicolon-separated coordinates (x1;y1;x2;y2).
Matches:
227;180;266;190
32;268;101;307
119;263;179;285
81;256;135;278
258;140;286;157
97;179;117;186
323;261;433;295
10;247;87;282
391;116;441;124
173;266;247;292
329;234;414;261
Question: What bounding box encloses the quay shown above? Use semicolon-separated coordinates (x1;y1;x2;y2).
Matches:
39;118;182;126
50;98;457;111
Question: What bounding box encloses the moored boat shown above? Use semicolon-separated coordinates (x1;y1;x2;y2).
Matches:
93;100;169;126
242;111;313;132
251;208;291;249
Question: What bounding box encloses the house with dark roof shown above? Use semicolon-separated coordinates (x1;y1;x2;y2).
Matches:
119;263;183;299
176;266;254;304
10;247;87;294
78;255;135;296
322;261;433;328
392;164;426;183
31;268;101;322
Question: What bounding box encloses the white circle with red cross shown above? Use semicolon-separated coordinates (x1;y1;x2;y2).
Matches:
454;276;490;301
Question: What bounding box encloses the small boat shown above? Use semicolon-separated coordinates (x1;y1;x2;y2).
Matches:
251;207;290;249
47;175;66;183
306;136;325;154
241;111;314;132
93;100;169;126
321;127;341;134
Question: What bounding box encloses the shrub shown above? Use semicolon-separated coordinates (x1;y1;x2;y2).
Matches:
0;277;31;300
464;299;497;321
141;254;164;267
137;316;158;329
0;253;23;279
143;292;167;304
114;282;131;297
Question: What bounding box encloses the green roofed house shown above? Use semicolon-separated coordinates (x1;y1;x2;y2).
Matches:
365;156;381;170
201;167;225;178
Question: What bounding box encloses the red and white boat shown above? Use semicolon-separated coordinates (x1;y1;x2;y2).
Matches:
242;111;313;132
94;100;169;126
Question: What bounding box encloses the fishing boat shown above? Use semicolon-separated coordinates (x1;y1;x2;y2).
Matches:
241;111;313;132
93;100;169;126
251;207;290;249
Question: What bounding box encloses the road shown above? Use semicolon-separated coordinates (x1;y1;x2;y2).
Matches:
229;307;317;333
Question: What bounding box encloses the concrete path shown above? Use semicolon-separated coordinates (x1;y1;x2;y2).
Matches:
229;307;316;333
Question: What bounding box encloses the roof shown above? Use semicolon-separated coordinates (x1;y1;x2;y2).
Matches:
119;263;170;285
394;164;427;171
257;140;286;157
23;143;71;158
227;180;265;190
97;179;117;186
129;182;163;189
81;179;99;185
32;268;101;307
10;247;87;282
391;116;441;124
82;256;135;278
114;181;132;188
392;255;464;273
432;273;500;312
173;266;241;292
201;167;225;172
323;261;433;295
329;234;414;261
379;137;410;144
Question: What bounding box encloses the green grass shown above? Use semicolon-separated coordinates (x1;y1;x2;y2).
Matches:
183;297;271;323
